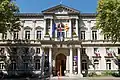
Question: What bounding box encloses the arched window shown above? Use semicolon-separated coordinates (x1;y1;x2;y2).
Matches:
35;59;40;70
11;60;16;70
82;60;87;71
94;59;99;70
106;59;111;70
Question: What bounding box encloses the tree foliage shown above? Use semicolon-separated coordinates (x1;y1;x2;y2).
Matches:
96;0;120;42
0;0;20;33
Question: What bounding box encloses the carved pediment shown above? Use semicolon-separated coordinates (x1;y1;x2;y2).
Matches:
91;26;97;30
80;26;88;30
42;4;80;14
35;26;44;30
24;26;32;30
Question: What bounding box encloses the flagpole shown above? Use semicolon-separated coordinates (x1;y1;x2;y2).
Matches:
60;0;62;4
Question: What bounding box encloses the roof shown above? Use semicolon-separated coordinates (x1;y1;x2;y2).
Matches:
14;13;43;18
15;13;96;17
14;4;96;18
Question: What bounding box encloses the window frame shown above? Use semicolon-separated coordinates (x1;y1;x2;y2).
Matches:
92;31;97;40
25;31;30;39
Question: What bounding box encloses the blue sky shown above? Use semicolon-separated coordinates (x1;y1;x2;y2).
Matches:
16;0;98;13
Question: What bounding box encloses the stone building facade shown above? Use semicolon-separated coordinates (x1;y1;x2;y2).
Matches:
0;4;119;77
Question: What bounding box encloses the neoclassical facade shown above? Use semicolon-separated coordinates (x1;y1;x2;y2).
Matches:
0;4;119;77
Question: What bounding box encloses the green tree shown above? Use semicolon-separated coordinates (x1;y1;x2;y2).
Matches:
0;0;20;34
96;0;120;42
96;0;120;76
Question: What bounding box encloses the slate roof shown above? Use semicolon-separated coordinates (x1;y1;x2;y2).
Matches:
14;4;96;18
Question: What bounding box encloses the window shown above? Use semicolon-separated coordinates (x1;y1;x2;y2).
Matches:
0;63;4;69
2;33;7;40
11;60;16;70
104;34;109;40
92;31;97;40
94;60;99;70
25;48;29;54
46;19;50;33
106;48;110;54
0;48;5;54
57;24;65;40
36;31;41;40
11;48;17;54
118;48;120;54
82;60;87;71
35;59;40;70
106;48;112;56
94;48;100;56
13;31;19;39
25;31;30;39
36;48;40;54
24;62;28;70
81;48;86;54
106;60;111;70
81;31;85;40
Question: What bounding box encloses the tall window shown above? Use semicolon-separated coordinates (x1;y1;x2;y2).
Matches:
118;48;120;54
81;48;86;54
106;60;111;70
94;60;99;70
104;34;109;40
2;33;7;40
94;48;100;56
11;60;16;70
0;63;4;69
92;31;97;40
11;48;17;54
25;48;29;54
25;31;30;39
57;23;65;40
36;31;41;40
24;62;28;70
13;31;18;39
0;48;5;55
35;59;40;70
36;48;40;54
81;31;85;40
46;19;50;33
82;60;87;71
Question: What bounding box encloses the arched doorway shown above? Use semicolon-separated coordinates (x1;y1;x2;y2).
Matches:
56;53;66;76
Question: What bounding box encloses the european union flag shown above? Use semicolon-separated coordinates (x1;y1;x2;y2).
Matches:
52;21;56;37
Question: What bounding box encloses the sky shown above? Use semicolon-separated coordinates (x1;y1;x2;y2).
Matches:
16;0;98;13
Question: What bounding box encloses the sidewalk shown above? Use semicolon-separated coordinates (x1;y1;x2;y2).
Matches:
50;76;120;80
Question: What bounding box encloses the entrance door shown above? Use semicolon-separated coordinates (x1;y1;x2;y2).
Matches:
56;54;66;76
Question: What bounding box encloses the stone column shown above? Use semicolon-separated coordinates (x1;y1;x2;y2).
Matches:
69;48;73;74
33;20;36;40
69;19;72;38
44;19;46;36
49;48;52;75
77;48;83;77
21;20;25;40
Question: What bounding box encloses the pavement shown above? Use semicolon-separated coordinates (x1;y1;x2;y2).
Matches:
1;76;120;80
50;76;120;80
